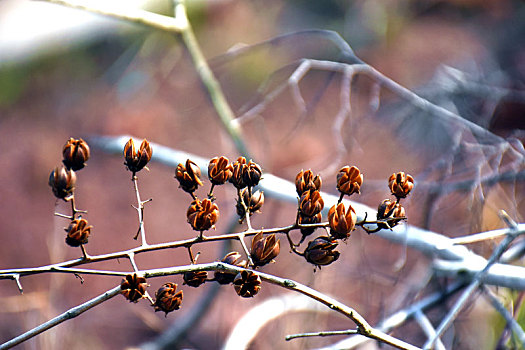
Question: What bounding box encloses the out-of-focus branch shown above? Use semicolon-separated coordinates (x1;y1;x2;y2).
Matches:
43;0;187;32
43;0;250;157
480;285;525;347
424;211;523;349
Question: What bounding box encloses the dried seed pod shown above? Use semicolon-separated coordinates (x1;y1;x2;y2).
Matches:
304;236;340;267
295;169;322;196
49;165;76;200
121;273;148;303
123;138;152;174
208;156;233;185
328;203;357;239
187;198;219;231
376;199;406;229
236;189;265;218
298;190;324;217
153;282;183;316
176;159;203;193
336;166;363;196
214;252;247;284
298;212;322;238
62;138;90;171
243;160;262;188
183;271;208;288
65;218;92;247
250;232;280;267
230;157;248;189
233;270;261;298
388;172;414;199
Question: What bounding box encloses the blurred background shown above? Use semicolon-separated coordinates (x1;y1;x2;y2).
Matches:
0;0;524;349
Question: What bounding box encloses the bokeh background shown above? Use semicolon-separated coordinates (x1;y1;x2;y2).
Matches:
0;0;524;349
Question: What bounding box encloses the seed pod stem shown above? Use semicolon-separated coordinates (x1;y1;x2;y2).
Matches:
238;233;254;267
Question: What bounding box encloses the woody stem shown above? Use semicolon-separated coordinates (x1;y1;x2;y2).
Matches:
132;176;149;246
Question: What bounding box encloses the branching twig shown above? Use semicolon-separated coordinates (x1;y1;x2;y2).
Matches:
424;211;523;349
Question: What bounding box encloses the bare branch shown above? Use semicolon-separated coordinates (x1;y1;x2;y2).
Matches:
1;285;122;349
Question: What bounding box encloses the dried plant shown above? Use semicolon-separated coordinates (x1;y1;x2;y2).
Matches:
1;1;525;350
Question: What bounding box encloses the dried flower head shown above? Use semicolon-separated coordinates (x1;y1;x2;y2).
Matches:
298;212;322;238
65;218;92;247
121;273;148;303
328;203;357;239
230;157;248;189
187;198;219;231
214;252;247;284
243;160;262;188
176;159;203;194
376;199;406;230
153;282;183;316
388;172;414;199
336;166;363;196
123;138;152;174
62;138;90;171
208;156;233;185
49;165;76;200
236;189;264;218
250;232;280;267
295;169;322;196
304;236;340;267
233;270;262;298
183;271;208;288
298;190;324;217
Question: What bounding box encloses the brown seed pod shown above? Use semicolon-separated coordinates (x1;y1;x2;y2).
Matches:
298;190;324;217
120;273;148;303
304;236;340;267
295;169;322;196
336;166;363;196
214;252;248;284
187;198;219;231
230;157;248;189
176;159;203;193
243;160;262;188
233;270;261;298
49;165;76;200
208;156;233;185
236;189;264;218
123;138;152;174
388;172;414;199
153;282;183;316
250;232;280;267
376;199;406;230
65;217;92;247
183;271;208;288
62;138;90;171
328;203;357;239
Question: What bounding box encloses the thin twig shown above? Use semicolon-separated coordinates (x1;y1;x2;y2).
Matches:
481;285;525;347
414;311;446;350
132;175;149;246
174;1;249;157
0;285;122;349
320;281;465;350
286;329;358;341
